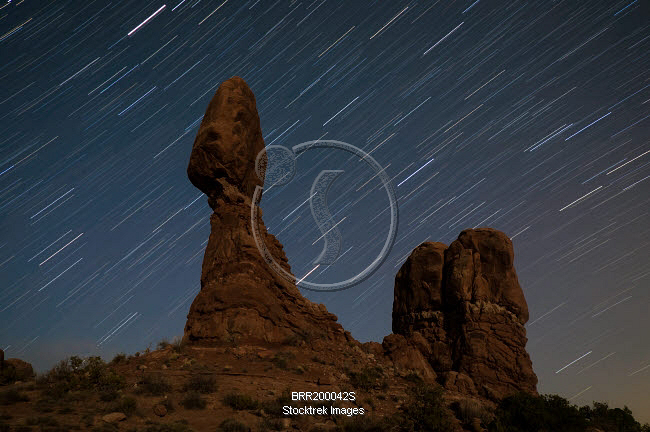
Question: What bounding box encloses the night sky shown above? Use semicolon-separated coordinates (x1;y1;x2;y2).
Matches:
1;0;649;421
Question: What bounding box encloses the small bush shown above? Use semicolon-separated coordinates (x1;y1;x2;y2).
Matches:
39;356;125;397
183;375;216;394
157;397;175;413
398;384;456;431
454;398;490;425
347;366;386;390
258;417;284;431
171;337;185;353
110;353;126;364
219;418;248;432
0;388;29;405
223;392;260;410
271;352;295;370
488;392;586;432
99;390;119;402
261;390;292;417
138;373;171;396
108;396;137;416
283;330;312;346
404;371;423;384
181;391;206;410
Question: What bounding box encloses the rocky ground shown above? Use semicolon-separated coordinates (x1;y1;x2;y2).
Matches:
0;339;492;432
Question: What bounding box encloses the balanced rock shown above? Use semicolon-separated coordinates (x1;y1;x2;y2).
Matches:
183;77;349;347
390;228;537;400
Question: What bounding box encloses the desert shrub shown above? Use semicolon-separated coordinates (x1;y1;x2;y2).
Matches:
453;398;491;425
0;388;29;405
398;383;456;431
108;396;137;416
180;391;206;410
347;366;387;390
258;417;285;431
283;330;312;346
157;397;175;413
110;353;127;364
223;392;260;410
404;371;423;384
183;374;216;394
170;337;185;353
261;390;292;417
137;373;172;396
581;401;646;432
488;392;586;432
33;398;56;413
271;352;295;369
219;418;248;432
99;390;119;402
39;356;124;397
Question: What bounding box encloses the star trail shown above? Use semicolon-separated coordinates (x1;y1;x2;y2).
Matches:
0;0;648;421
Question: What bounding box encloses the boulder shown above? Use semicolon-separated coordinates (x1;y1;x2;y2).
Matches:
1;358;34;383
102;412;126;423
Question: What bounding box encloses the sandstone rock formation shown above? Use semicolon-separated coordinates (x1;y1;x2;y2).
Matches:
183;77;351;347
183;77;537;405
388;228;538;400
0;357;34;383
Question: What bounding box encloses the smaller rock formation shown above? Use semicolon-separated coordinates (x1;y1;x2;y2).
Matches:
1;356;34;384
388;228;537;400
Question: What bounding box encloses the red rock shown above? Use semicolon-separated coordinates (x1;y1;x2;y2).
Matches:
183;77;348;347
388;228;537;400
153;404;167;417
1;358;34;383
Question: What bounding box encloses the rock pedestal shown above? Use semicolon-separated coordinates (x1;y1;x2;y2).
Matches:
183;77;348;347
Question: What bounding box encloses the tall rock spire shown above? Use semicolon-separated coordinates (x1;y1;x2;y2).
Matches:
184;77;349;347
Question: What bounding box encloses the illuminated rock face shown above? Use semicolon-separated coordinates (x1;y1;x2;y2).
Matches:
390;228;538;400
184;77;350;347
